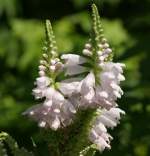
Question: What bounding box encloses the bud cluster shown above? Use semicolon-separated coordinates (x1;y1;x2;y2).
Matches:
83;42;92;56
97;38;112;63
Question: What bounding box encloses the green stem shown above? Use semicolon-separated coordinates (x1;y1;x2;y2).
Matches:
61;109;97;156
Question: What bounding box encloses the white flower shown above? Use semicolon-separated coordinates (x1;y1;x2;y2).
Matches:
64;65;88;76
61;54;87;66
89;107;125;151
32;76;50;99
94;62;125;109
24;88;76;130
62;61;125;110
67;61;125;110
89;125;112;151
96;108;125;129
59;80;80;96
61;54;88;76
36;76;50;88
79;72;95;107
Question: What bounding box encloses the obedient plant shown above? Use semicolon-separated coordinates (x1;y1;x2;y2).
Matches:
23;4;126;156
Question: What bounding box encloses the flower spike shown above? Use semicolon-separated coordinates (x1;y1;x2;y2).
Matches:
45;20;58;58
92;4;104;45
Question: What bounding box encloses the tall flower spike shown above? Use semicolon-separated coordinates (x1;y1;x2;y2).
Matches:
92;4;113;61
58;4;125;153
40;20;63;79
23;20;76;130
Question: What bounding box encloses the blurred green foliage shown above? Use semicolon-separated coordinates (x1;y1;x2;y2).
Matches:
0;0;150;156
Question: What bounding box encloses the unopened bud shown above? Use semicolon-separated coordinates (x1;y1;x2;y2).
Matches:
38;121;46;127
55;58;60;62
39;70;45;76
85;43;92;49
104;48;112;54
83;49;92;56
55;62;63;70
42;47;47;51
40;60;47;65
50;65;56;72
39;65;46;71
101;38;107;43
42;53;48;58
51;59;56;65
103;43;109;49
97;50;103;56
99;56;105;61
100;29;104;32
51;50;57;56
98;44;103;48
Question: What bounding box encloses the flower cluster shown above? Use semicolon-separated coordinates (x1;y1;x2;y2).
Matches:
61;42;125;151
23;20;76;130
24;4;126;152
24;80;76;130
89;108;125;151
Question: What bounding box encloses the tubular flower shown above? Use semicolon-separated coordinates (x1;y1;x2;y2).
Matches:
61;59;125;110
61;54;88;76
89;108;125;151
23;88;76;130
95;62;125;109
32;76;50;99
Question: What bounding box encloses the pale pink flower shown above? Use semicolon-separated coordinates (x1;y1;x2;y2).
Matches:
23;87;76;130
89;107;125;151
32;76;50;99
61;54;88;76
79;72;95;107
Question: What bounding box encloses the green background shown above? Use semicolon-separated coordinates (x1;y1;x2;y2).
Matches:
0;0;150;155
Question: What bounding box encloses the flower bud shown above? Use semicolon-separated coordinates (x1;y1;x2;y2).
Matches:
103;43;109;49
50;65;56;72
51;50;57;56
102;38;107;43
98;44;103;48
42;47;47;51
40;60;47;65
38;121;46;127
39;70;45;76
99;56;105;61
85;43;92;49
51;59;56;65
55;62;63;70
97;50;103;56
83;49;92;56
42;53;48;58
55;58;60;62
104;48;112;54
39;65;46;71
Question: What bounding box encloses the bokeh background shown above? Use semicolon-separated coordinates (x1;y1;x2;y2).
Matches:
0;0;150;155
